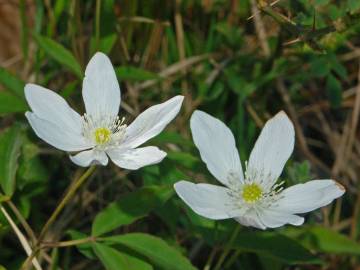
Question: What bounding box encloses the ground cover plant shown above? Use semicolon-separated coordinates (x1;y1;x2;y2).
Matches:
0;0;359;269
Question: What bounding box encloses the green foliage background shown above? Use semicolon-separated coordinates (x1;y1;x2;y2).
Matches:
0;0;359;269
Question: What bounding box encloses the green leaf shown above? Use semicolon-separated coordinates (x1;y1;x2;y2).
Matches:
67;230;95;259
92;185;173;236
326;74;342;108
93;242;153;270
286;226;360;255
0;91;28;114
232;231;321;264
0;194;10;203
167;152;200;169
115;66;159;81
0;124;23;196
104;233;197;270
196;225;320;265
0;67;25;98
33;34;83;78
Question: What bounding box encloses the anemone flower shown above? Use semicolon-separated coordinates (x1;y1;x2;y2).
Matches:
25;52;183;169
174;110;345;229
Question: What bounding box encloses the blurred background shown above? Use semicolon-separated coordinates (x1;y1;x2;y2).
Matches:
0;0;360;269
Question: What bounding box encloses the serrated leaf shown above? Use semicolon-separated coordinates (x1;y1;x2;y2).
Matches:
33;34;83;78
0;124;23;196
92;185;173;236
104;233;197;270
93;242;153;270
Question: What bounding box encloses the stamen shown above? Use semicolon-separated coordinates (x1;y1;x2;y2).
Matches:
81;114;127;148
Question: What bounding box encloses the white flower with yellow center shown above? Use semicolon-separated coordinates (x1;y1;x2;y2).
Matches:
174;110;345;229
25;52;183;169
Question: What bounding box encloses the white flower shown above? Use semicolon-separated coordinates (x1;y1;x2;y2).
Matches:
25;52;183;169
174;110;345;229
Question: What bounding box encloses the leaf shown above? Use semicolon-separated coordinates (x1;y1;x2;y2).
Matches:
33;34;83;78
92;185;173;236
232;231;321;264
67;230;95;259
93;242;153;270
0;67;25;98
196;225;320;265
166;152;200;169
115;66;159;81
0;124;23;196
326;73;342;108
0;91;28;114
104;233;197;270
285;226;360;255
0;194;10;203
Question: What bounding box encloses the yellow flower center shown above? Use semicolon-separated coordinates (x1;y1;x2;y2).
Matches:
242;183;262;203
94;127;111;145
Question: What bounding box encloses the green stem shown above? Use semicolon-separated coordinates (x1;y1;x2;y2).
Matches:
38;166;96;242
223;250;241;269
41;236;97;248
213;225;240;270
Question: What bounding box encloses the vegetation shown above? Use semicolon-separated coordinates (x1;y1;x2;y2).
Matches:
0;0;359;269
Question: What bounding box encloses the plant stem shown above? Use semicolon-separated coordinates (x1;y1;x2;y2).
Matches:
41;237;97;248
38;166;96;242
7;200;38;244
1;206;42;270
213;225;240;270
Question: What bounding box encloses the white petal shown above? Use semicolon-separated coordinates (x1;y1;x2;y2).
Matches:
190;110;243;187
248;111;294;186
123;96;184;148
274;180;345;214
258;209;304;229
82;52;120;118
174;181;243;220
234;211;266;229
25;83;83;133
107;146;166;170
70;149;108;167
26;112;92;151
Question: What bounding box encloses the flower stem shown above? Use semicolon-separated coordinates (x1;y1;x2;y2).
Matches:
213;225;240;270
38;166;96;242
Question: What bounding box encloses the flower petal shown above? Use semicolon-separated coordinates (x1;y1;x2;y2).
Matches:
70;149;108;167
234;211;266;229
26;112;92;151
174;181;243;220
82;52;120;118
107;146;166;170
248;111;294;187
190;110;243;187
258;209;304;229
274;180;345;214
123;96;184;148
25;83;83;133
